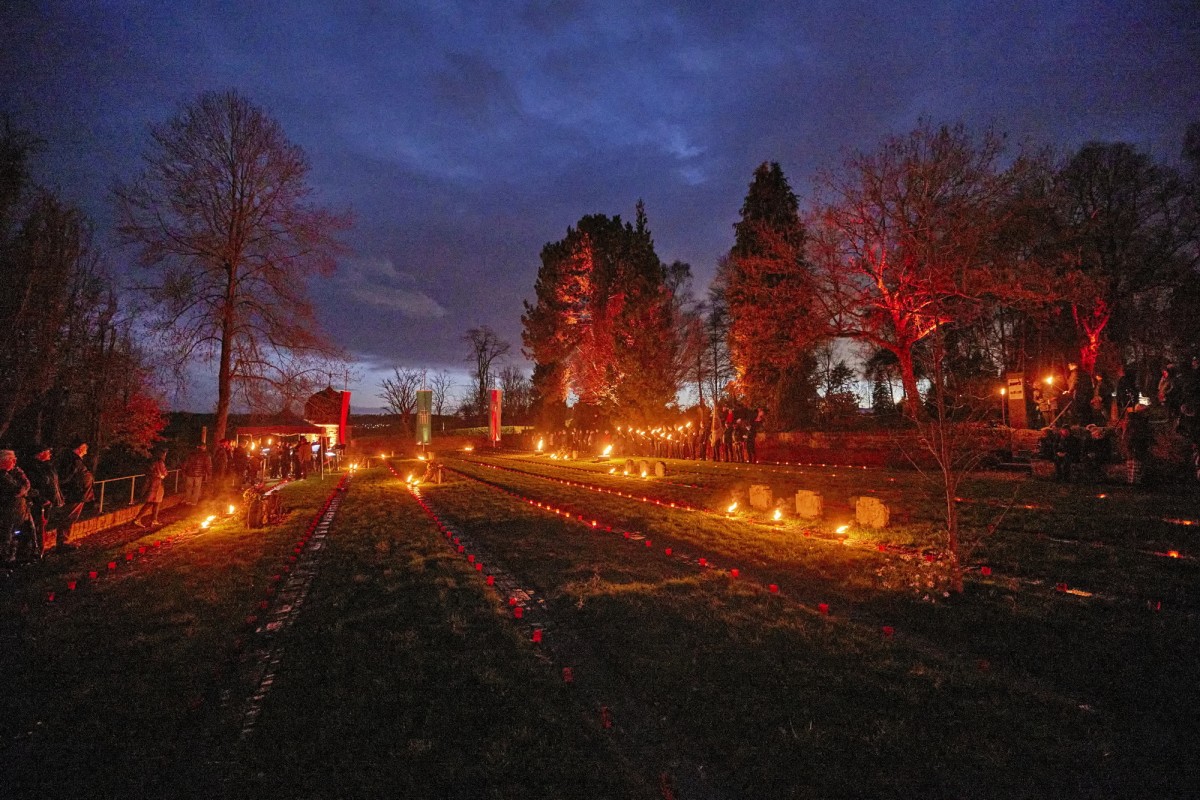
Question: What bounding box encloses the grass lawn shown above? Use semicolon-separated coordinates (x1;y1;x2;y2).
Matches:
2;454;1197;798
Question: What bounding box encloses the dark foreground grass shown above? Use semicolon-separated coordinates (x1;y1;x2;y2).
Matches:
419;458;1200;798
0;476;344;798
233;468;649;799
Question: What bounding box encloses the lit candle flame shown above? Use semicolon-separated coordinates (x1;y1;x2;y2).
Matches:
836;524;849;534
200;515;216;529
602;444;613;456
773;509;782;521
727;501;738;513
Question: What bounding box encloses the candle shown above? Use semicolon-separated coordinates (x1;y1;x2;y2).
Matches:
818;603;829;615
769;584;779;594
730;569;739;578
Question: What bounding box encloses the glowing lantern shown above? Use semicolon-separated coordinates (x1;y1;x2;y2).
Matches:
727;501;738;514
772;509;782;522
835;524;849;535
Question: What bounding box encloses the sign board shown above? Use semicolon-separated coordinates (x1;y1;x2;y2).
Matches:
1005;372;1028;430
416;390;432;445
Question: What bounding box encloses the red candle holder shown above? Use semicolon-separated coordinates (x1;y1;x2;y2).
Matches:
509;597;517;606
67;581;77;591
562;667;574;683
514;607;524;619
107;561;116;570
769;584;779;594
730;569;739;578
531;629;543;644
818;603;829;615
980;566;992;576
664;547;672;556
88;571;98;580
126;553;134;561
467;554;475;563
882;626;895;638
698;558;707;567
486;575;494;586
475;563;483;572
47;591;55;602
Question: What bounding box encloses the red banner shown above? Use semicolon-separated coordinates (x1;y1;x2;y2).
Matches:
339;391;352;445
489;389;502;442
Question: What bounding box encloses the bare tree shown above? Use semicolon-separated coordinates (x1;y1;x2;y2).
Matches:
115;89;351;444
379;367;422;432
812;121;1055;419
464;326;510;421
429;369;454;431
497;364;532;421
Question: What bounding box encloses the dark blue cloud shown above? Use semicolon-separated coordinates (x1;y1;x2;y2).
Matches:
3;0;1197;410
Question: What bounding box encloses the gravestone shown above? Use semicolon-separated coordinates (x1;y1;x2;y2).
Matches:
654;461;667;477
794;489;823;519
749;484;773;511
855;496;890;529
638;459;651;476
624;459;636;475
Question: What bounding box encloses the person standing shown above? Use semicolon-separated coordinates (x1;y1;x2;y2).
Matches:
53;438;93;551
747;407;765;464
132;449;168;527
24;444;63;560
710;406;725;462
181;444;211;505
1;450;32;567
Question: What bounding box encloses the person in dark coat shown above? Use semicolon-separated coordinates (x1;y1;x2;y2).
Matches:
24;443;63;561
746;408;765;464
1;449;32;567
52;438;93;551
1053;427;1081;482
132;449;168;527
1114;365;1138;422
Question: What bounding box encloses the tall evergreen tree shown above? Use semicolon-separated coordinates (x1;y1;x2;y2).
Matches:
522;203;686;423
717;162;822;427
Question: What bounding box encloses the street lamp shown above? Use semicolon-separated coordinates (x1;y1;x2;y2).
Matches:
999;387;1008;427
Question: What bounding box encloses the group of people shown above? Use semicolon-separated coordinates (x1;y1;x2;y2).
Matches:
1035;354;1200;484
0;439;94;567
549;405;767;465
705;406;766;464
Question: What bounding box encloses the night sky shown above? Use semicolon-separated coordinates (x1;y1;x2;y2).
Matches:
3;1;1197;411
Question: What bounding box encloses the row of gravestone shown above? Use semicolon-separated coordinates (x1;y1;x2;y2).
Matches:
750;485;891;529
612;458;890;529
622;459;668;477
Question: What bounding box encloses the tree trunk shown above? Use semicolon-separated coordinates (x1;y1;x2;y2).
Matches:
897;348;923;421
214;263;236;445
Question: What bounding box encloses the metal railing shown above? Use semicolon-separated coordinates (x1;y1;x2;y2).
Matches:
94;469;182;515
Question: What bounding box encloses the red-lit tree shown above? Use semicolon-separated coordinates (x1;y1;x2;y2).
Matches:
522;203;685;423
715;162;822;427
812;122;1053;419
1053;141;1192;377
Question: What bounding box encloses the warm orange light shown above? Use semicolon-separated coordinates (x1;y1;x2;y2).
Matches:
602;444;613;456
773;509;783;522
835;524;850;535
1044;376;1054;386
727;501;738;514
200;515;216;529
1168;550;1180;559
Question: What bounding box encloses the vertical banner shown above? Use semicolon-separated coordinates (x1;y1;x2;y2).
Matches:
489;388;503;443
416;389;432;446
339;391;352;446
